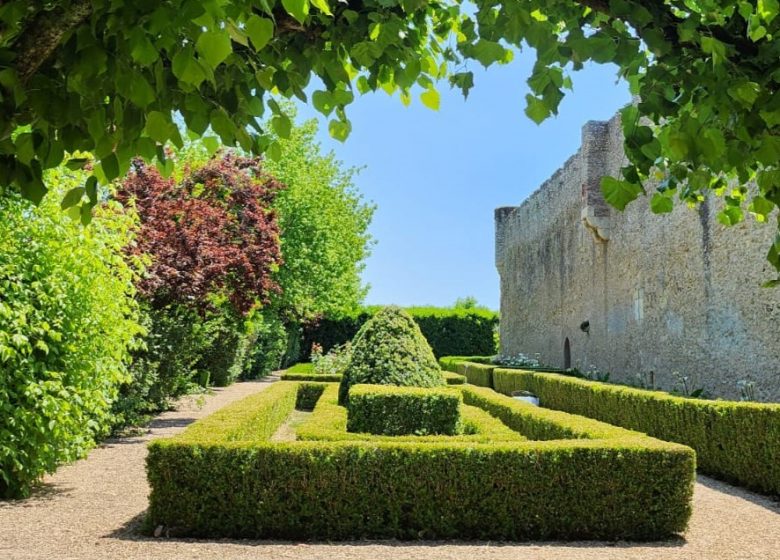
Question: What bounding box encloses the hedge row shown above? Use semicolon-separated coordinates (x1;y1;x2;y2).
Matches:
439;357;496;387
488;367;780;496
147;380;695;540
302;307;498;359
298;384;527;443
280;372;342;382
346;384;463;436
281;365;466;385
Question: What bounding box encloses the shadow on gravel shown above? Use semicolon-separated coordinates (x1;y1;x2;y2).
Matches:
107;510;686;549
697;475;780;513
0;482;77;506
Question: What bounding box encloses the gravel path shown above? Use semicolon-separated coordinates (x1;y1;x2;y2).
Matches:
1;376;778;560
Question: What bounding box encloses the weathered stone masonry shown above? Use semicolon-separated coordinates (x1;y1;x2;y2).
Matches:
496;114;780;402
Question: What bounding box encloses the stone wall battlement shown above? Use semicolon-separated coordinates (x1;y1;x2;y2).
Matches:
496;114;780;401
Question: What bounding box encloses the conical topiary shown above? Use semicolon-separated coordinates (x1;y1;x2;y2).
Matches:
338;306;443;404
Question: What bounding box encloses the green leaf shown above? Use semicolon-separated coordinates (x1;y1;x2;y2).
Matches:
449;72;474;99
470;40;507;68
420;89;440;111
524;95;550;125
80;201;93;226
282;0;309;24
245;16;274;51
267;141;282;161
195;30;232;69
101;153;120;181
272;114;292;139
127;73;156;108
173;48;207;86
328;119;352;142
650;193;674;214
64;158;88;171
60;187;85;210
202;136;221;155
601;176;643;211
145;111;173;144
700;36;727;65
310;0;333;16
85;176;98;204
129;31;159;66
749;195;775;222
312;91;335;116
718;206;744;226
758;0;779;23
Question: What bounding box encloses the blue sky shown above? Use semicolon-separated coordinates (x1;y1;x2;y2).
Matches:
295;56;630;311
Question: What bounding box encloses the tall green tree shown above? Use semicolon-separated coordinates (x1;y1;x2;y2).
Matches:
1;1;780;278
265;118;375;322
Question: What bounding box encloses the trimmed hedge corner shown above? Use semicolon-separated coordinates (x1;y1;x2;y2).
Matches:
439;357;495;387
443;371;466;385
147;380;695;540
492;367;780;496
347;384;462;436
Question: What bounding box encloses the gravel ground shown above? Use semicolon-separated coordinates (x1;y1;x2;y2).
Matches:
1;376;778;560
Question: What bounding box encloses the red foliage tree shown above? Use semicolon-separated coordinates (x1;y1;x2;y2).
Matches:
117;153;284;315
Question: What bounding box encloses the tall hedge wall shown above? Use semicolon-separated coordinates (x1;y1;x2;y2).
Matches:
489;367;780;496
302;306;498;359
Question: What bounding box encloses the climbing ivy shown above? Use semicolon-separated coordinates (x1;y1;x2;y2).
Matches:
1;1;780;279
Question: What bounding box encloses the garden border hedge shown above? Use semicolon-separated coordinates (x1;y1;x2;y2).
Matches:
347;384;462;435
491;366;780;495
147;380;694;540
298;384;527;443
440;356;780;496
282;364;466;385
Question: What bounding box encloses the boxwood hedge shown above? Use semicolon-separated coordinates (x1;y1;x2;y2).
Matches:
282;364;466;385
347;384;462;436
488;366;780;496
147;380;695;540
298;384;527;443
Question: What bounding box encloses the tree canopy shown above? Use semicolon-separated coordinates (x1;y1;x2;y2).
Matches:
1;1;779;278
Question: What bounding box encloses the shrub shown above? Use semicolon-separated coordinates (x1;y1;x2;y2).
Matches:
116;154;283;315
147;381;695;540
346;385;462;436
297;384;526;443
338;307;443;404
491;367;780;496
0;189;141;498
312;343;352;376
112;304;209;429
303;306;498;360
242;309;291;379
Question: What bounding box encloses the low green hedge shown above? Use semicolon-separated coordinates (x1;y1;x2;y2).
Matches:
492;367;780;496
443;371;466;385
147;380;694;540
298;384;527;443
346;384;462;436
280;371;342;382
439;357;495;387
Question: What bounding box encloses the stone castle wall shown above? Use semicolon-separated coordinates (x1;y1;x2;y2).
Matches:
495;114;780;402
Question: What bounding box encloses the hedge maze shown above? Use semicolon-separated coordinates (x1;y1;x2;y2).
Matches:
146;380;695;540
